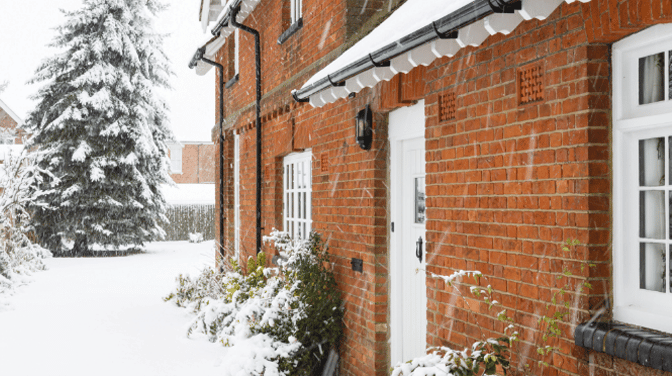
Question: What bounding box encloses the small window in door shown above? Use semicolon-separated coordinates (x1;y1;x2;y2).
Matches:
414;177;425;224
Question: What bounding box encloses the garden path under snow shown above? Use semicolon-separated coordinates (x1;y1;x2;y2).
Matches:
0;240;226;376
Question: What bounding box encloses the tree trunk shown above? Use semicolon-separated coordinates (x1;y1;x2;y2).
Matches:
72;235;90;257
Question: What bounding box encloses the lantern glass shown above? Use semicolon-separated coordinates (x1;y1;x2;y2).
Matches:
355;105;372;150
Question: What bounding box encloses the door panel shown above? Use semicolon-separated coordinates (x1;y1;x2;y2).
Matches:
400;137;427;361
389;101;426;366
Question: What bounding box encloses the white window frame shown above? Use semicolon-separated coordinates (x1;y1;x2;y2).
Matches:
234;133;241;261
613;23;672;333
283;150;312;240
290;0;302;25
169;143;183;174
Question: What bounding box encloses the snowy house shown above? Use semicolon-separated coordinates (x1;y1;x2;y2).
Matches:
0;98;27;145
0;100;26;191
189;0;672;375
167;140;215;184
163;140;215;241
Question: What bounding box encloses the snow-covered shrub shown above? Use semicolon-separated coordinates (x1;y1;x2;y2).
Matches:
391;271;515;376
0;149;52;294
188;232;204;243
165;230;343;376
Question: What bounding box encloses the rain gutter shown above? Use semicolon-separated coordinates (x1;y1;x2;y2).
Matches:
189;47;227;265
228;5;263;256
211;0;243;37
291;0;521;102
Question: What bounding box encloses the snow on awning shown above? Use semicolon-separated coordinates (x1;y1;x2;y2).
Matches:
190;0;262;76
295;0;590;108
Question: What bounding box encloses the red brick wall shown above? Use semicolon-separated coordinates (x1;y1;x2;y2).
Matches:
420;1;671;376
0;108;25;144
170;143;215;184
208;0;672;375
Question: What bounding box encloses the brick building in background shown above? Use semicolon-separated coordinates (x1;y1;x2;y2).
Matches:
163;140;216;241
0;98;26;192
0;98;27;145
189;0;672;375
167;140;215;183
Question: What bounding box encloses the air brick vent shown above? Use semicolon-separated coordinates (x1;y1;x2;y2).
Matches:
438;91;456;122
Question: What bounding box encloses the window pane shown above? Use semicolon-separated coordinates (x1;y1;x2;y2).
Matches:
640;190;665;239
303;192;306;219
298;191;302;219
641;242;666;292
415;177;426;224
640;137;665;186
639;52;665;105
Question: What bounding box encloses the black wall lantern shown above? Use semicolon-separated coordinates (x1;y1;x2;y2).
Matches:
356;105;373;150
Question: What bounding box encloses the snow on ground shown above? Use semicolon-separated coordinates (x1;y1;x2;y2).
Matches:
0;240;227;376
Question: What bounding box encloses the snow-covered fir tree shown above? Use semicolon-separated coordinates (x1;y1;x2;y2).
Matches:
24;0;174;256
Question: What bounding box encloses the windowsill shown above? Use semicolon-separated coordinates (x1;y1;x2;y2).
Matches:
225;74;239;89
575;321;672;372
277;18;303;45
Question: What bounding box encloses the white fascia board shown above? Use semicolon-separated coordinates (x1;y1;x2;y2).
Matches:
191;0;262;76
301;0;591;108
200;0;211;32
167;140;185;149
0;98;23;125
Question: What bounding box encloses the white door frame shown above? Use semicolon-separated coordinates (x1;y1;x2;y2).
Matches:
234;132;240;262
389;100;426;365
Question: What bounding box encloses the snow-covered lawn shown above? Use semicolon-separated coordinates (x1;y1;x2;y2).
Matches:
0;240;227;376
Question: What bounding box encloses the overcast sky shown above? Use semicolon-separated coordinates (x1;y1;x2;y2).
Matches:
0;0;215;142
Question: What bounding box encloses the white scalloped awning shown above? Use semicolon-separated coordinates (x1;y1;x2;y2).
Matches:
193;0;262;76
301;0;590;108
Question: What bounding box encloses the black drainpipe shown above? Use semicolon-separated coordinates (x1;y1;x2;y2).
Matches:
188;47;226;265
229;5;263;255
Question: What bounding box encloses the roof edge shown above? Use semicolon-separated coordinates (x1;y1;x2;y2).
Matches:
0;98;23;125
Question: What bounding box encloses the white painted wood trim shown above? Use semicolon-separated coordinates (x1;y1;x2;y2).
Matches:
234;133;240;261
305;0;590;108
389;100;425;365
612;23;672;334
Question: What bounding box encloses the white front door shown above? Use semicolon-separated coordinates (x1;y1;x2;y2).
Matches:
389;101;427;366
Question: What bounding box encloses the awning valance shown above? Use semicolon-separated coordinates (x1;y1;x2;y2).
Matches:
294;0;590;108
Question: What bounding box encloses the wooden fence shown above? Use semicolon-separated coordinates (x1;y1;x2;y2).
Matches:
163;204;215;241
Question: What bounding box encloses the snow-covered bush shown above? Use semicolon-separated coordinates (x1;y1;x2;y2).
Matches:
391;271;515;376
0;149;52;295
188;232;204;243
165;230;343;376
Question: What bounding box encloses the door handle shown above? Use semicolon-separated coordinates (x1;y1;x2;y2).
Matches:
415;237;423;263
